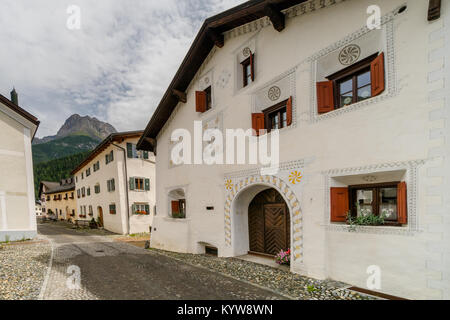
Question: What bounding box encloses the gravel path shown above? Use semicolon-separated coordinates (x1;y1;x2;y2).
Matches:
151;250;378;300
0;241;51;300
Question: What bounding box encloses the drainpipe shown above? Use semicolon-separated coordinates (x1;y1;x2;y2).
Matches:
111;141;131;235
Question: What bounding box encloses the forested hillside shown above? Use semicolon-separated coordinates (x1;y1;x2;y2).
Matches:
32;135;99;164
33;151;89;197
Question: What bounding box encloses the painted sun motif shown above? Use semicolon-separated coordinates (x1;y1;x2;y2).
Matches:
289;171;303;185
225;179;233;190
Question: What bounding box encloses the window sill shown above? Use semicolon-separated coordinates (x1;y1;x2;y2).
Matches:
163;217;190;223
325;222;419;236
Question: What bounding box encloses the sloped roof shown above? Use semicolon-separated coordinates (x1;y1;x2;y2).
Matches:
70;131;144;175
137;0;307;151
39;180;74;197
0;93;40;138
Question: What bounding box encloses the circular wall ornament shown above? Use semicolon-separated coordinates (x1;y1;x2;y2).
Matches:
338;44;361;65
268;86;281;101
242;47;251;57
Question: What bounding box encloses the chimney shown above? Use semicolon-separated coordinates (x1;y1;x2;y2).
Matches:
10;88;18;105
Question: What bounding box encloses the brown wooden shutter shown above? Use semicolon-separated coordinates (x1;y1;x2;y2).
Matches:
171;201;180;214
195;91;207;113
250;53;255;81
286;96;293;126
317;80;334;114
330;187;349;222
371;52;385;97
251;113;265;136
397;182;407;224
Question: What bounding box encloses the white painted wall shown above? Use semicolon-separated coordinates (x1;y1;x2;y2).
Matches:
148;0;449;299
74;136;155;234
0;100;37;241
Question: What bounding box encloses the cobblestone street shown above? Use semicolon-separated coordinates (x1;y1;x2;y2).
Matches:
37;223;287;300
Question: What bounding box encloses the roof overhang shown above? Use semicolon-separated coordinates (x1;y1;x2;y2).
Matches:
0;94;40;140
137;0;307;151
70;131;144;175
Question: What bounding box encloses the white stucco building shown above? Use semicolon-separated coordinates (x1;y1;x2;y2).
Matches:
137;0;450;299
0;90;39;241
72;131;155;234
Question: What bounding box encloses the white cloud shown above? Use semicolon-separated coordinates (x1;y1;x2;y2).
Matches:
0;0;244;137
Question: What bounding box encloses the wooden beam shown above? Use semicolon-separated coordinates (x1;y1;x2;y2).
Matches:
264;4;285;32
172;89;187;103
206;28;224;48
428;0;441;21
144;137;157;155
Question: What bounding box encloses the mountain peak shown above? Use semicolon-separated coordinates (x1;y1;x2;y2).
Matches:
33;114;117;145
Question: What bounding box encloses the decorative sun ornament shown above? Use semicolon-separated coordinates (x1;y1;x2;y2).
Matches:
289;171;303;185
225;180;233;190
268;86;281;101
242;47;251;57
338;44;361;65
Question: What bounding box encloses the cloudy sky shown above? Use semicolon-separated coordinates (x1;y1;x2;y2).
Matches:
0;0;244;138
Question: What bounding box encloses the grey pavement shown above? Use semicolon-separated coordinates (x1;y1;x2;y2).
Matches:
37;223;287;300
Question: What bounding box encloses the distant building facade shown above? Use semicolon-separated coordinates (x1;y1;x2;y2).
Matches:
0;90;39;241
71;131;155;234
39;179;76;221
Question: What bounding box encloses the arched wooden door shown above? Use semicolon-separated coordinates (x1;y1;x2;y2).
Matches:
248;188;290;255
97;206;104;227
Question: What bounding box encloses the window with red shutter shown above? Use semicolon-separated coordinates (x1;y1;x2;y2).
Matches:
330;187;349;222
397;182;407;224
195;91;207;113
371;52;385;97
171;200;180;214
317;80;334;114
251;113;265;136
286;96;292;126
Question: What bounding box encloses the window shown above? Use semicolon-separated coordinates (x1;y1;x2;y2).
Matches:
64;193;68;200
94;184;100;194
195;86;212;113
106;150;114;164
109;204;116;215
317;52;385;114
70;192;74;199
129;177;150;191
204;86;212;111
241;54;254;87
76;176;78;183
330;181;407;225
86;168;91;177
77;189;80;199
87;187;91;196
107;178;115;192
93;161;100;172
127;143;138;158
171;199;186;219
81;172;84;179
88;205;93;216
46;196;50;201
81;187;86;197
133;203;150;215
252;97;293;135
263;101;288;131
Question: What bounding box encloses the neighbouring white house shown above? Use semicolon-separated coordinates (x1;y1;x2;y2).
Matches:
71;131;155;234
35;201;43;217
0;89;39;241
137;0;450;299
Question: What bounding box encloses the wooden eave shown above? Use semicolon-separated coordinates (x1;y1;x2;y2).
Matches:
137;0;307;151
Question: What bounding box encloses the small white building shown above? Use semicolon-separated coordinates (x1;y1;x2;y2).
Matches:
71;131;155;234
35;201;43;216
137;0;450;299
0;89;39;241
